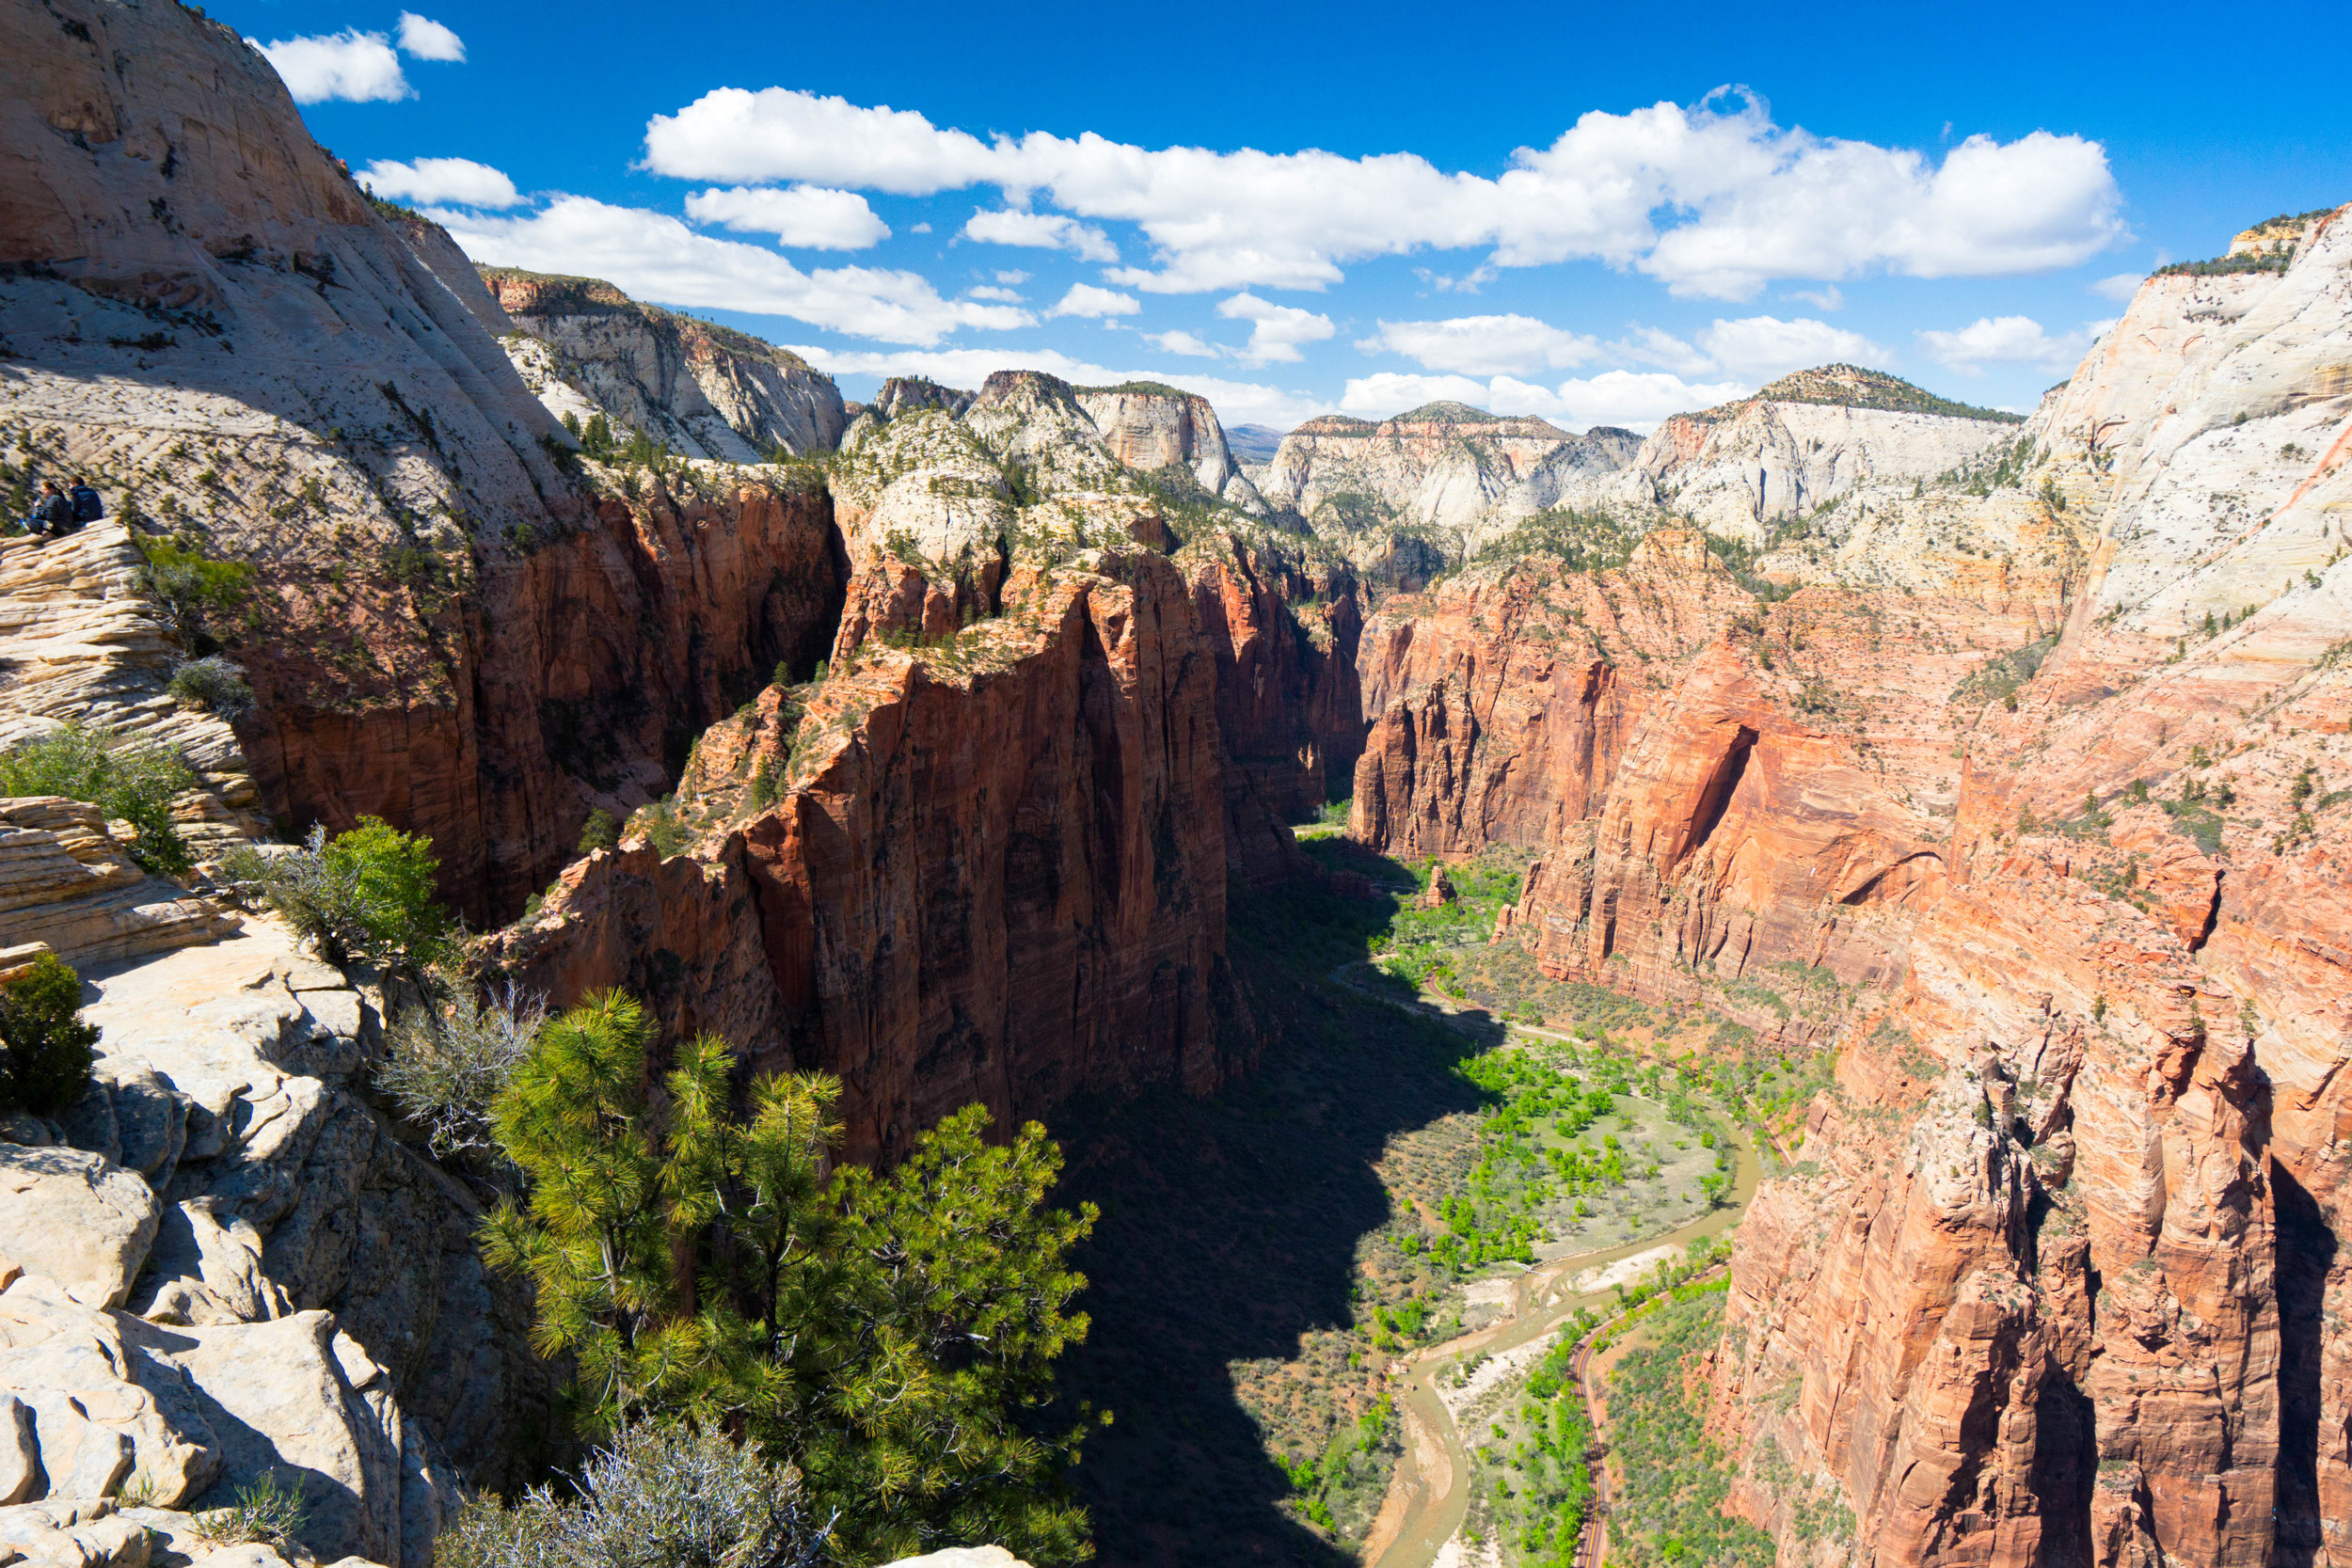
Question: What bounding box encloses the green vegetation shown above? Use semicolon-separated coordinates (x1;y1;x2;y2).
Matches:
1954;632;2057;711
379;979;545;1159
483;991;1098;1566
625;795;697;857
1600;1291;1776;1568
0;721;199;875
135;533;257;653
1743;364;2024;423
167;655;257;721
576;808;620;854
221;817;452;972
0;954;99;1116
437;1418;821;1568
2160;795;2227;856
1469;508;1645;573
200;1470;312;1555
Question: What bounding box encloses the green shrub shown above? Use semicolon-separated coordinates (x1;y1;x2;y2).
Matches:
0;954;99;1116
221;818;451;970
134;536;256;650
167;655;257;721
199;1470;310;1554
0;721;198;875
378;977;545;1157
577;808;620;854
434;1418;821;1568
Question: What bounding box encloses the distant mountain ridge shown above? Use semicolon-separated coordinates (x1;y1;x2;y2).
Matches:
1691;363;2025;424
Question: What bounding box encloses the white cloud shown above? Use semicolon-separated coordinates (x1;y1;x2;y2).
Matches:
1145;330;1222;357
787;344;1323;429
1916;314;2093;375
995;270;1031;285
1217;293;1334;364
967;285;1024;302
911;223;932;234
961;209;1120;263
1048;283;1140;318
394;13;465;60
641;87;2126;298
360;157;520;209
438;195;1031;345
1339;369;1746;433
1784;284;1844;310
1694;315;1887;381
684;185;890;249
1359;314;1601;376
252;30;409;103
2090;271;2145;303
1611;326;1716;376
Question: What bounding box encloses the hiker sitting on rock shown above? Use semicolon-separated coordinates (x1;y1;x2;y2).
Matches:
69;476;103;527
28;482;76;540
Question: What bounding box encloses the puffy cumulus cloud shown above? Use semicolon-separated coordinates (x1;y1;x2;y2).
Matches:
1694;314;1888;381
1048;284;1140;319
360;157;521;209
641;87;2125;298
438;196;1031;345
1145;330;1221;357
785;345;1324;429
1916;314;2098;375
1784;284;1844;310
967;285;1024;303
684;185;890;250
995;270;1031;285
253;30;409;103
1217;293;1334;364
1339;370;1746;433
394;13;465;61
2090;271;2146;303
960;209;1119;263
1359;314;1601;376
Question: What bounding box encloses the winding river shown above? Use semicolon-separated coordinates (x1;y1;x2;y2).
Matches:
1362;1117;1762;1568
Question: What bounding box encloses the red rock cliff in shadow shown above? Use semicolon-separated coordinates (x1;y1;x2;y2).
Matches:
1347;529;1749;860
487;547;1251;1162
1179;529;1367;881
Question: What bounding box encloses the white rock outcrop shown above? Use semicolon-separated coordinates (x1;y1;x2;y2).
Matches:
483;271;847;460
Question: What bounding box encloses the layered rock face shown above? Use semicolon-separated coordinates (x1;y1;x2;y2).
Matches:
0;0;848;921
482;270;848;460
1258;402;1640;556
1633;372;2022;544
491;549;1251;1163
1074;384;1267;515
1348;530;1752;861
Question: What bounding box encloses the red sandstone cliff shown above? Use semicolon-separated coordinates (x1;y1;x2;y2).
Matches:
489;549;1251;1161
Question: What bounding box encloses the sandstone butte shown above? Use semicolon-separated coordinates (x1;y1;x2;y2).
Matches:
1;4;2350;1568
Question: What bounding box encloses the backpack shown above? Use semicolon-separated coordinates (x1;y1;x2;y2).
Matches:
71;487;102;524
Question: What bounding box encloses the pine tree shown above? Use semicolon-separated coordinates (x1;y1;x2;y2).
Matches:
482;991;1100;1566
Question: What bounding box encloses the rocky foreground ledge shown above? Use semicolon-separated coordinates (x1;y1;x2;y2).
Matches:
0;906;550;1568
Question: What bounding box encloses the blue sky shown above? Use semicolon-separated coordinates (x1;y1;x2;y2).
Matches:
218;0;2349;432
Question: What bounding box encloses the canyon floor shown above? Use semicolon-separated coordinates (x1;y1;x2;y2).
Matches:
1047;828;1788;1568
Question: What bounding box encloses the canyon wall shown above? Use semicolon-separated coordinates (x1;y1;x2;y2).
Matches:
1359;211;2352;1566
490;548;1252;1164
0;0;848;920
1632;368;2023;544
483;269;848;460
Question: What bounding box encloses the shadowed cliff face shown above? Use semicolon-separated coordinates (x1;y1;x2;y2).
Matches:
490;551;1253;1161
